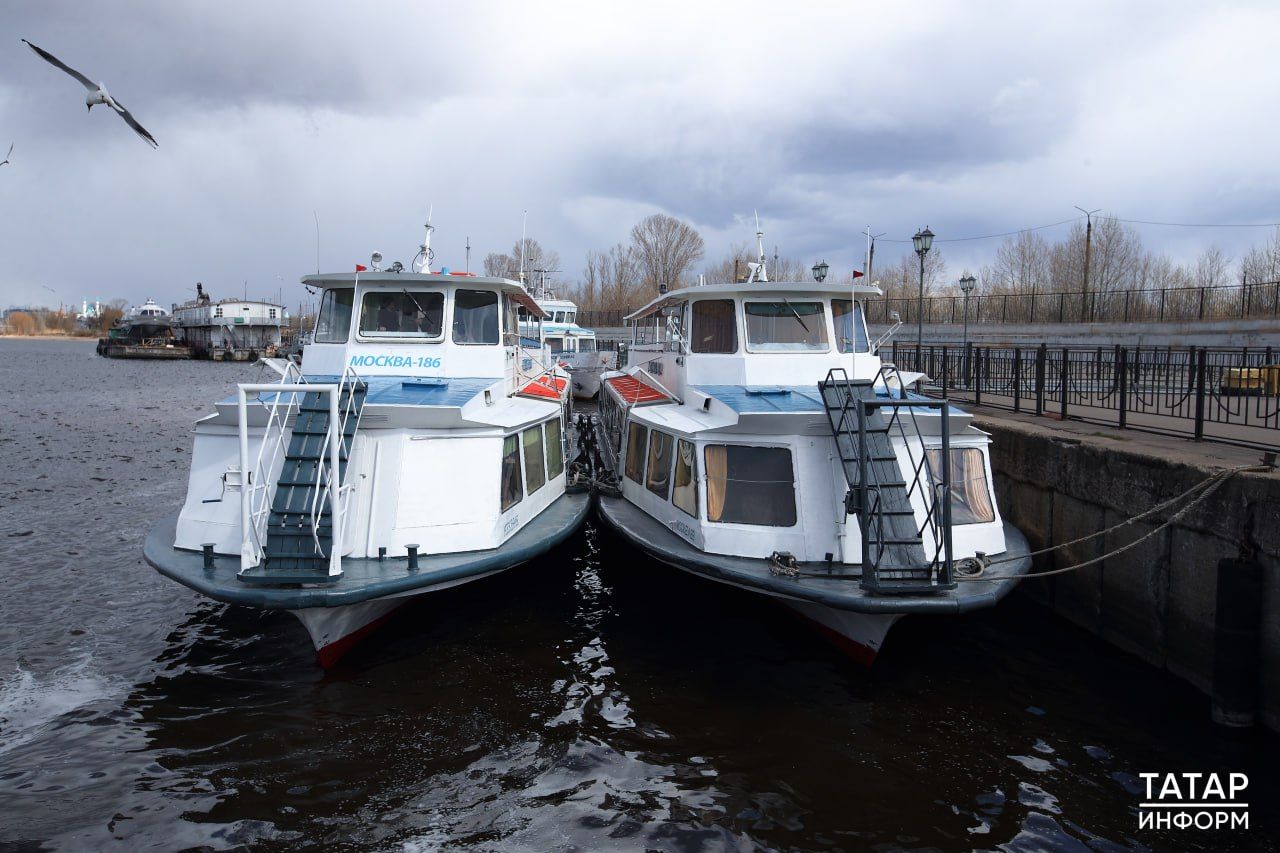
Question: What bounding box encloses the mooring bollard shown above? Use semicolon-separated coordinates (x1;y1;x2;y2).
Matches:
406;544;420;571
1211;556;1263;727
202;543;215;571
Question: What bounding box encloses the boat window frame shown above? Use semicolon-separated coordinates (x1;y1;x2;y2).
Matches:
925;446;996;525
702;442;798;527
545;417;565;480
831;298;870;354
671;438;698;519
314;287;354;344
452;288;502;346
500;433;523;512
645;429;675;500
624;422;648;484
742;299;831;354
689;298;739;354
356;287;446;342
522;424;547;494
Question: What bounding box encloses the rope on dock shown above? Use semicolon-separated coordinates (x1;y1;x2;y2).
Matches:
959;462;1272;582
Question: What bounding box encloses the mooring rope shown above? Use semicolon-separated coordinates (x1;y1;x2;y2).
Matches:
957;462;1270;582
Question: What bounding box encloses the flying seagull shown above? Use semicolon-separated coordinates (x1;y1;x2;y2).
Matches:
22;39;157;148
0;143;11;166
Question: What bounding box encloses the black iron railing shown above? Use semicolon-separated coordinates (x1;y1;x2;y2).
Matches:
891;342;1280;451
868;280;1280;326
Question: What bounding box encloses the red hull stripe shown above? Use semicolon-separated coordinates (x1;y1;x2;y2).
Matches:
314;606;403;668
791;611;879;667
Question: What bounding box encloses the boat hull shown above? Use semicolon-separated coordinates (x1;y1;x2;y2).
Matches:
596;495;1032;662
144;491;591;666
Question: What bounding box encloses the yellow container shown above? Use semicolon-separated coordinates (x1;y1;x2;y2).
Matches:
1264;365;1280;396
1222;367;1268;396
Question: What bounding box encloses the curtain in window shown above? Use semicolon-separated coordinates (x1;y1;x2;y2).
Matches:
625;423;648;483
691;300;737;353
646;431;674;499
704;445;727;521
672;439;698;517
926;448;995;524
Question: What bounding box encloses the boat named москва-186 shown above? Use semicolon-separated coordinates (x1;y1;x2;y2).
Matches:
590;228;1032;663
144;224;590;665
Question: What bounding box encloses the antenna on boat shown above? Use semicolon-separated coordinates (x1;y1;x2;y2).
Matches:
414;207;435;273
465;235;471;274
313;210;320;274
748;210;769;282
518;210;528;285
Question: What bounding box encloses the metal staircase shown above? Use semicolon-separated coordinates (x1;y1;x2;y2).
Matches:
819;368;955;593
239;376;366;585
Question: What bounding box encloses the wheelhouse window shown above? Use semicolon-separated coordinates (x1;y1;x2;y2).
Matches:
523;425;546;493
359;290;443;338
672;439;698;518
744;301;829;352
545;418;564;480
646;431;674;499
925;448;996;525
832;299;869;353
567;311;576;324
625;422;648;483
315;288;354;343
691;299;737;353
501;434;523;511
453;289;500;344
704;444;796;526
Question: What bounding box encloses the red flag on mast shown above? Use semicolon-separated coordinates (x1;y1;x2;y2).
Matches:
355;264;368;272
852;269;865;279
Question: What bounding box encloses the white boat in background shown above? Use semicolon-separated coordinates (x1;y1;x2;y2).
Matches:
145;225;590;666
521;272;617;400
171;282;288;361
589;227;1032;663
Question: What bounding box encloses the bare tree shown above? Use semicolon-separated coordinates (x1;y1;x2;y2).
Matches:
1194;245;1231;289
985;231;1051;295
482;238;561;284
703;242;756;284
1240;227;1280;284
629;214;705;295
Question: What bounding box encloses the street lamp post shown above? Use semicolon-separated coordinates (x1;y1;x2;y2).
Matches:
959;273;976;386
912;227;934;361
811;260;829;283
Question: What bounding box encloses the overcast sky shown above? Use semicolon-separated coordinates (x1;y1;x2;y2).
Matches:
2;1;1278;311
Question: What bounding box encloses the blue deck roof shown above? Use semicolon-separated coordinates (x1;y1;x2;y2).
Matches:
695;385;826;413
231;376;501;408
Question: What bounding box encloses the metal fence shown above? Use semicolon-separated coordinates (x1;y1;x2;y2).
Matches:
890;342;1280;451
867;280;1280;326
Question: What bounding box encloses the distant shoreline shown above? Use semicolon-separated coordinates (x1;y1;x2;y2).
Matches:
0;334;99;341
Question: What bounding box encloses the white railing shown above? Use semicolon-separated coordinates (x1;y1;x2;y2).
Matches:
240;361;305;565
236;378;343;576
306;366;364;564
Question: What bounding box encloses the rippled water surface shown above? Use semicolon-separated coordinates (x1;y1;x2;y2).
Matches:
1;337;1277;851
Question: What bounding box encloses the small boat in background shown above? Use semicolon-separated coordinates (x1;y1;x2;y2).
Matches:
589;227;1032;663
145;225;591;665
97;299;191;359
522;271;617;400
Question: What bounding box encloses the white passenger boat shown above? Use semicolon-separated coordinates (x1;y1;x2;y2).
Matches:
591;239;1032;663
145;229;590;666
520;274;616;400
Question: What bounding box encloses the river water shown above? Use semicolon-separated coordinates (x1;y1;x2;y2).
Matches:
0;337;1276;851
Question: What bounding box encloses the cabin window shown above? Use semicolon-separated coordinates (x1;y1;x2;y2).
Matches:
214;306;223;318
269;308;278;319
545;417;564;479
672;439;698;518
567;311;576;324
925;448;996;525
832;299;869;353
315;287;354;343
744;301;829;352
547;336;564;352
632;316;662;345
502;295;520;344
453;289;500;345
691;299;737;353
703;444;796;526
625;422;648;483
359;290;443;338
646;431;674;499
579;338;596;352
523;425;546;493
501;434;523;511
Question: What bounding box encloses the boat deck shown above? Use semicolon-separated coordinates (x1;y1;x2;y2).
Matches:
598;496;1032;614
146;491;591;610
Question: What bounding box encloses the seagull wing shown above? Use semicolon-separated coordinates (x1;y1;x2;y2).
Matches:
22;39;96;90
0;142;11;165
108;99;158;148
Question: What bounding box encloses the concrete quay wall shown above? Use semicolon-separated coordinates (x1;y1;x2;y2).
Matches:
973;411;1280;730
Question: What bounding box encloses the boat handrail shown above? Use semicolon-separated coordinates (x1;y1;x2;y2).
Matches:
307;366;365;563
236;369;353;577
241;360;307;567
